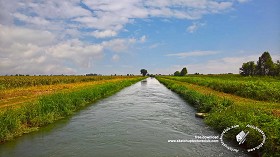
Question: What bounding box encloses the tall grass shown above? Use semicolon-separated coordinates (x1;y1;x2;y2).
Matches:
0;77;143;142
0;76;135;89
163;76;280;102
157;77;280;157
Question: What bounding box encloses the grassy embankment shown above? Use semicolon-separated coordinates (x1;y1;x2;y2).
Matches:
0;76;144;142
157;75;280;157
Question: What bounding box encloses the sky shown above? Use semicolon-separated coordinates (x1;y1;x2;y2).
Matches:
0;0;279;75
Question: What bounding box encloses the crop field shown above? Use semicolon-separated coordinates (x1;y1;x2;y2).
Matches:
0;75;126;89
0;76;137;109
0;76;144;142
157;75;280;156
164;75;280;102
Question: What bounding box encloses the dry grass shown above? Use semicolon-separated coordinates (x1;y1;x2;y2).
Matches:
0;78;128;109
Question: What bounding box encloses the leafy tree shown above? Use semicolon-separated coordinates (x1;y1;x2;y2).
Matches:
239;61;256;76
274;60;280;76
256;52;274;76
140;69;148;76
174;71;180;76
180;67;188;76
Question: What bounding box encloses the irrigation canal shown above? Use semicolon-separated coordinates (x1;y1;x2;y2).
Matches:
0;78;248;157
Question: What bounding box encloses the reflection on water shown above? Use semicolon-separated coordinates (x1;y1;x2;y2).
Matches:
0;78;248;157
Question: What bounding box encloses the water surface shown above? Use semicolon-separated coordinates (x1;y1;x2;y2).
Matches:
0;78;248;157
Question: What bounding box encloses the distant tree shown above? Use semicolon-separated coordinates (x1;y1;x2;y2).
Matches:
174;71;180;76
180;67;188;76
140;69;148;76
274;60;280;76
239;61;256;76
256;52;274;76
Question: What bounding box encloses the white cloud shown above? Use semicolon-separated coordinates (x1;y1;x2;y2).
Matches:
91;30;117;38
237;0;250;3
102;39;131;52
101;37;144;52
75;0;233;31
0;24;55;46
166;50;219;58
0;0;249;75
187;22;206;33
46;39;104;67
0;25;101;75
112;54;120;62
26;1;92;19
0;0;236;36
157;53;280;74
13;13;50;26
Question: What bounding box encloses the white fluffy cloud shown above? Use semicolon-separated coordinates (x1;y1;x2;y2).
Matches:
0;24;55;46
13;13;50;26
0;0;247;74
46;39;104;67
0;24;139;74
91;30;117;38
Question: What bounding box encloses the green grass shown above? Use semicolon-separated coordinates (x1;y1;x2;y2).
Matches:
163;75;280;102
0;77;143;142
157;77;280;157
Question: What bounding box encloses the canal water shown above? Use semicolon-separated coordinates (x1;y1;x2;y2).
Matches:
0;78;247;157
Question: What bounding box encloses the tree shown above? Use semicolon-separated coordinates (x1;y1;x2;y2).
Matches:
256;52;274;76
180;67;188;76
174;71;180;76
274;60;280;76
140;69;148;76
239;61;256;76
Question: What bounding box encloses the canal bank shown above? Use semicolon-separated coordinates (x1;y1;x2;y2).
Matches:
0;78;248;157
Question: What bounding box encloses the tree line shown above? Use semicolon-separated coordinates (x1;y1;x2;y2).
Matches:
174;67;188;76
240;52;280;76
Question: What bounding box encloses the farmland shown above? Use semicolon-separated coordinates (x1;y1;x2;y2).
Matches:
157;75;280;156
164;75;280;102
0;76;144;142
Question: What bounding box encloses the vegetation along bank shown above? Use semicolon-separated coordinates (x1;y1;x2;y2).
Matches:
0;76;144;143
157;76;280;157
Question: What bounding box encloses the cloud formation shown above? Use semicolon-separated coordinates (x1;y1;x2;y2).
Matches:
0;0;246;74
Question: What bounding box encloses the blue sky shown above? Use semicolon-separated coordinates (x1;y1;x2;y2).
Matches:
0;0;279;75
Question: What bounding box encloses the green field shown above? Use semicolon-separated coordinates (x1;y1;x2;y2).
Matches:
0;76;144;142
164;75;280;102
157;75;280;156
